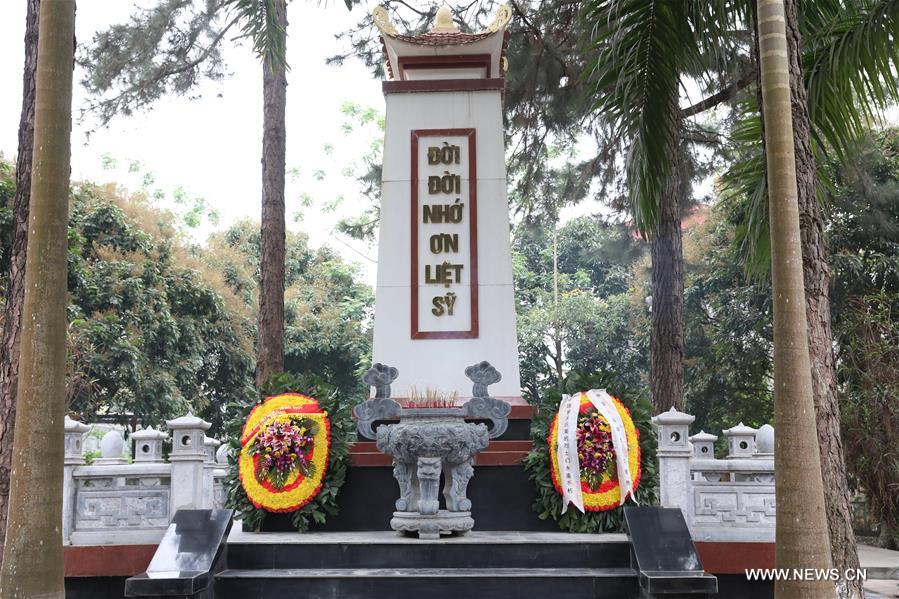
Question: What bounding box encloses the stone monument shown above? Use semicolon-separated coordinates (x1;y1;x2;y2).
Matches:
370;4;521;402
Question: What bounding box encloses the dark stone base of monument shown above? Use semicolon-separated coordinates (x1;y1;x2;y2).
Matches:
64;548;774;599
125;509;233;598
216;568;638;599
255;464;557;533
220;498;749;599
623;506;718;597
217;532;639;598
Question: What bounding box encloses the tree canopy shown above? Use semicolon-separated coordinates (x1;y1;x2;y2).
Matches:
0;164;373;433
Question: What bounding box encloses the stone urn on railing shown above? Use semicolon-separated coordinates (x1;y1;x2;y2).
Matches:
354;361;510;539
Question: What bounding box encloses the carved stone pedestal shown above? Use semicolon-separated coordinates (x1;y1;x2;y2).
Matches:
391;510;474;540
377;413;487;539
354;361;511;540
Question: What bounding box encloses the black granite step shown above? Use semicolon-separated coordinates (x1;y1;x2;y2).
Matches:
214;566;639;599
226;533;632;570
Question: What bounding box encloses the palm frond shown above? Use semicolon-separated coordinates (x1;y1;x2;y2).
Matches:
224;0;288;70
582;0;703;234
721;0;899;275
804;0;899;160
718;99;770;277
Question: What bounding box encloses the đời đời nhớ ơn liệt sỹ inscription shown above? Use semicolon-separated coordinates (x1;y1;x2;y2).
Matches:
412;130;478;339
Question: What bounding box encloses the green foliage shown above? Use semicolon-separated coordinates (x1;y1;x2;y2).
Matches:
513;215;648;400
204;221;374;396
0;162;15;277
838;293;899;548
682;208;774;439
82;450;102;466
223;372;354;532
828;129;899;548
803;0;899;162
522;370;658;533
720;0;899;272
1;163;371;434
581;0;710;234
827;129;899;308
224;0;289;70
79;0;232;126
62;183;256;430
333;102;385;243
80;0;359;125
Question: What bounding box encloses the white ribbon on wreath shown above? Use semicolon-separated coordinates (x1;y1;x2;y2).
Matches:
557;389;637;514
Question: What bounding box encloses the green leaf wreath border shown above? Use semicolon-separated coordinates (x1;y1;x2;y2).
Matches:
522;370;660;533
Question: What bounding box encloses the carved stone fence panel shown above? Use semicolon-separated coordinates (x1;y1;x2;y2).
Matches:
652;408;776;542
62;413;228;546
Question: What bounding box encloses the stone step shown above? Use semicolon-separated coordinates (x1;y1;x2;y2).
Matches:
226;531;632;570
214;566;639;599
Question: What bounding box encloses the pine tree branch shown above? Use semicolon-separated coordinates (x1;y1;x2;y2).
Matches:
682;68;756;118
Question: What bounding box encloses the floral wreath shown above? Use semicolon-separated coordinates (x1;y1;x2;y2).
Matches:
548;391;641;512
238;393;331;513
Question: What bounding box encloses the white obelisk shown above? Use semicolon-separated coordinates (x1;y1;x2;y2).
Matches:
370;5;521;400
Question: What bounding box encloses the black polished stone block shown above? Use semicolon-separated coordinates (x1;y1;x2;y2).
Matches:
227;537;631;570
258;464;558;532
215;568;638;599
624;506;718;596
125;509;233;598
65;576;127;599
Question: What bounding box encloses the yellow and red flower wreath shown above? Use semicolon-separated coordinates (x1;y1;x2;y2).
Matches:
548;391;641;512
238;393;330;513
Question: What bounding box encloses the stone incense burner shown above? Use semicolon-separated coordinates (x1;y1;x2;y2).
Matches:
353;362;510;539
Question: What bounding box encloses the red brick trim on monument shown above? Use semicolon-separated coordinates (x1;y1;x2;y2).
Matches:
384;78;505;94
695;542;775;574
411;128;479;340
64;544;156;577
397;54;492;79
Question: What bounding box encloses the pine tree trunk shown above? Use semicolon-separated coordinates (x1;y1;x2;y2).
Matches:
0;0;74;595
756;1;834;597
650;128;685;412
0;0;39;570
256;0;287;387
782;1;863;595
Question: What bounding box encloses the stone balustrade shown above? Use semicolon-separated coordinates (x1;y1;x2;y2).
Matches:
62;413;229;546
653;408;775;542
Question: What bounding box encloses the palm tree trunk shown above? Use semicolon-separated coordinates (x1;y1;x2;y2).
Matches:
781;1;863;595
650;127;685;412
256;0;287;387
756;1;834;597
0;0;39;570
0;0;74;595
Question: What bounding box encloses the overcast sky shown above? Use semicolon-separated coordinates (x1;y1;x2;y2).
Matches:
0;0;386;282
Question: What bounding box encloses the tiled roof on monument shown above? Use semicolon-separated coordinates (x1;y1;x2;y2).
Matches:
373;4;512;80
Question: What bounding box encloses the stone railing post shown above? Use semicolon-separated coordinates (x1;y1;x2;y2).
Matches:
166;413;211;512
203;436;221;508
132;426;167;463
754;424;775;459
63;416;90;544
652;407;695;514
722;422;758;459
689;430;717;459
